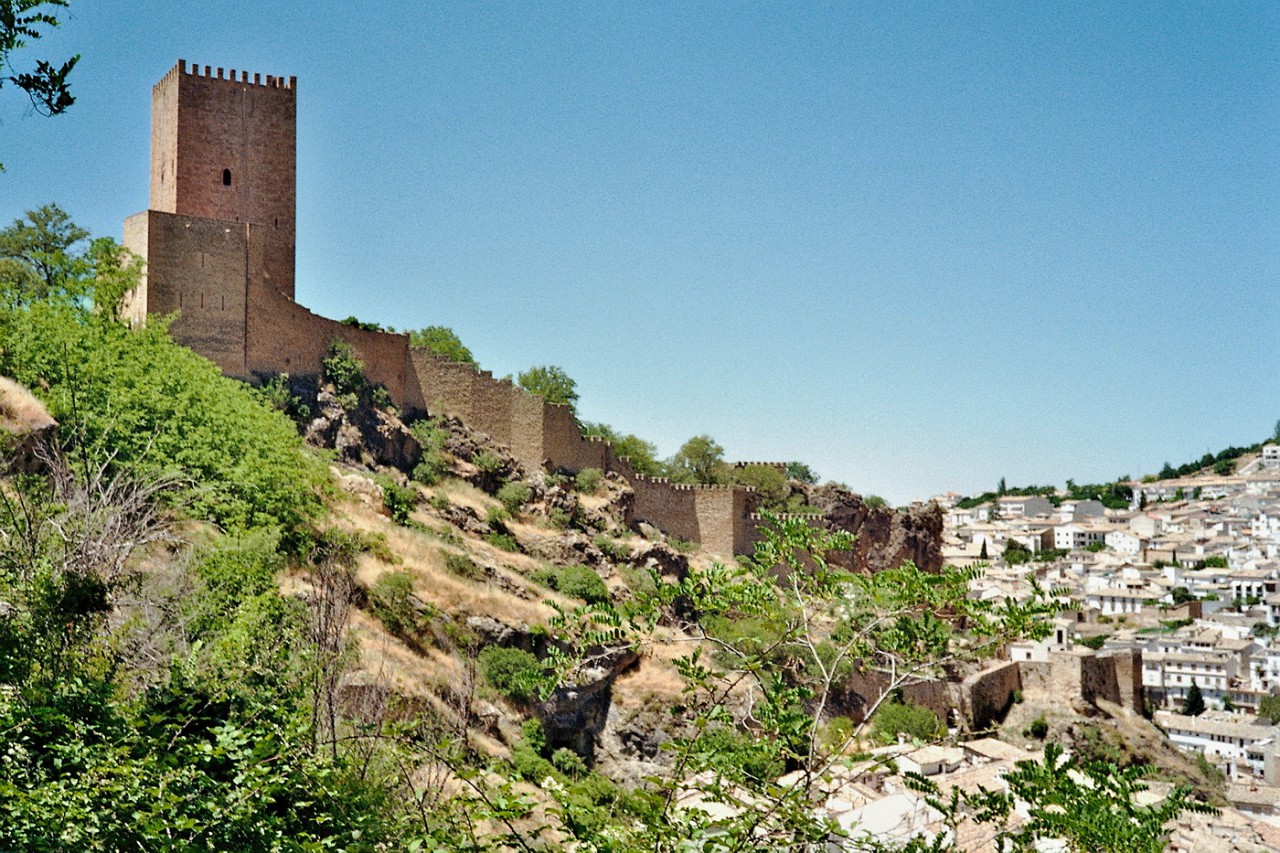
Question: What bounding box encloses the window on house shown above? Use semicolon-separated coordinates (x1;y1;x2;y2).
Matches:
223;169;232;186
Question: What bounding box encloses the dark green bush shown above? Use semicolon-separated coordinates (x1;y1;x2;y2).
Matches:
497;481;531;513
485;532;520;553
478;646;547;702
557;565;609;604
574;468;603;494
378;478;417;525
370;571;423;637
443;552;484;580
870;700;944;744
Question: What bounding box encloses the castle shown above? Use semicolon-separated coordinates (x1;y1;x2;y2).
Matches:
122;61;761;555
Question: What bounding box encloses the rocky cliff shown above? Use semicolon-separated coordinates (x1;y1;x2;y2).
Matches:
802;483;944;573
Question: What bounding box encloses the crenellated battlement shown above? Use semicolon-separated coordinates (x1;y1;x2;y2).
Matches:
156;59;297;92
733;461;789;472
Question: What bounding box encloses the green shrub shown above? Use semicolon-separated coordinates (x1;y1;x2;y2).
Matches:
370;571;426;637
819;715;857;750
593;535;630;563
485;532;520;553
511;742;563;785
1024;716;1049;740
552;747;589;779
547;508;571;529
497;481;531;514
378;478;417;525
574;468;603;494
870;701;944;744
412;451;449;486
486;505;509;525
474;450;503;474
557;565;610;604
478;646;547;703
321;339;366;398
1078;634;1108;650
258;372;311;424
522;718;548;754
443;552;484;580
530;565;609;604
428;494;451;512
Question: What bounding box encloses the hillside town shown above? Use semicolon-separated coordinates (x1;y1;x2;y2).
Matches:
926;444;1280;836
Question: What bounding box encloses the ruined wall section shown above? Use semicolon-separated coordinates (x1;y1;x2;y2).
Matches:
152;61;297;299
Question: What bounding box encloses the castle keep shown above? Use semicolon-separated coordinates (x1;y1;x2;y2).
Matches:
124;61;760;555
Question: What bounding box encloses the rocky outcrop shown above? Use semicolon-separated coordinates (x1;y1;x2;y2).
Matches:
0;377;58;471
537;646;640;760
801;484;944;573
305;387;420;469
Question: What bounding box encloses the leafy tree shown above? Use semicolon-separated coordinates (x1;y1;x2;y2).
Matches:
1171;586;1196;606
0;202;88;301
517;364;578;412
1213;458;1235;476
666;434;726;484
582;421;662;477
729;463;788;508
408;325;476;365
0;2;79;167
870;700;943;744
1182;681;1206;716
997;476;1007;496
1259;694;1280;724
786;460;818;484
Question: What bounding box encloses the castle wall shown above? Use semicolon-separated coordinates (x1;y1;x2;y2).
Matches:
122;210;252;375
961;661;1022;731
151;61;297;299
126;61;763;558
244;279;409;400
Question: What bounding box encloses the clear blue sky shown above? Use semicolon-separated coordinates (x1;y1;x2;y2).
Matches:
3;2;1277;504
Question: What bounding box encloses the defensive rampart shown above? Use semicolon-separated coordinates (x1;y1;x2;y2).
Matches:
961;661;1022;731
406;349;757;555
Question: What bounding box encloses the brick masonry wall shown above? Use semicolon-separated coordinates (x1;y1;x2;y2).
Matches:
122;210;252;375
961;661;1022;731
152;61;297;299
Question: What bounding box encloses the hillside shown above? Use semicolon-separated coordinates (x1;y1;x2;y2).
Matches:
0;227;1232;851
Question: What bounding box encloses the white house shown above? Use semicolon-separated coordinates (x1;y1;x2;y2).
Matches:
1155;710;1280;776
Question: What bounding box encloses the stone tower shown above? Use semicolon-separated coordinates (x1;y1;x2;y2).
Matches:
123;60;299;376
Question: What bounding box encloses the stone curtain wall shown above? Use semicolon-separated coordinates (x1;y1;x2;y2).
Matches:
245;280;410;400
405;349;755;555
961;661;1023;731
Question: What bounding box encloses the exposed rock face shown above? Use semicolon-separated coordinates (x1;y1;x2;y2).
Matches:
801;484;943;573
305;387;420;469
537;647;640;760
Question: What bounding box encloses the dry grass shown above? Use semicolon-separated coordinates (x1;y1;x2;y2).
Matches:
0;377;56;434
